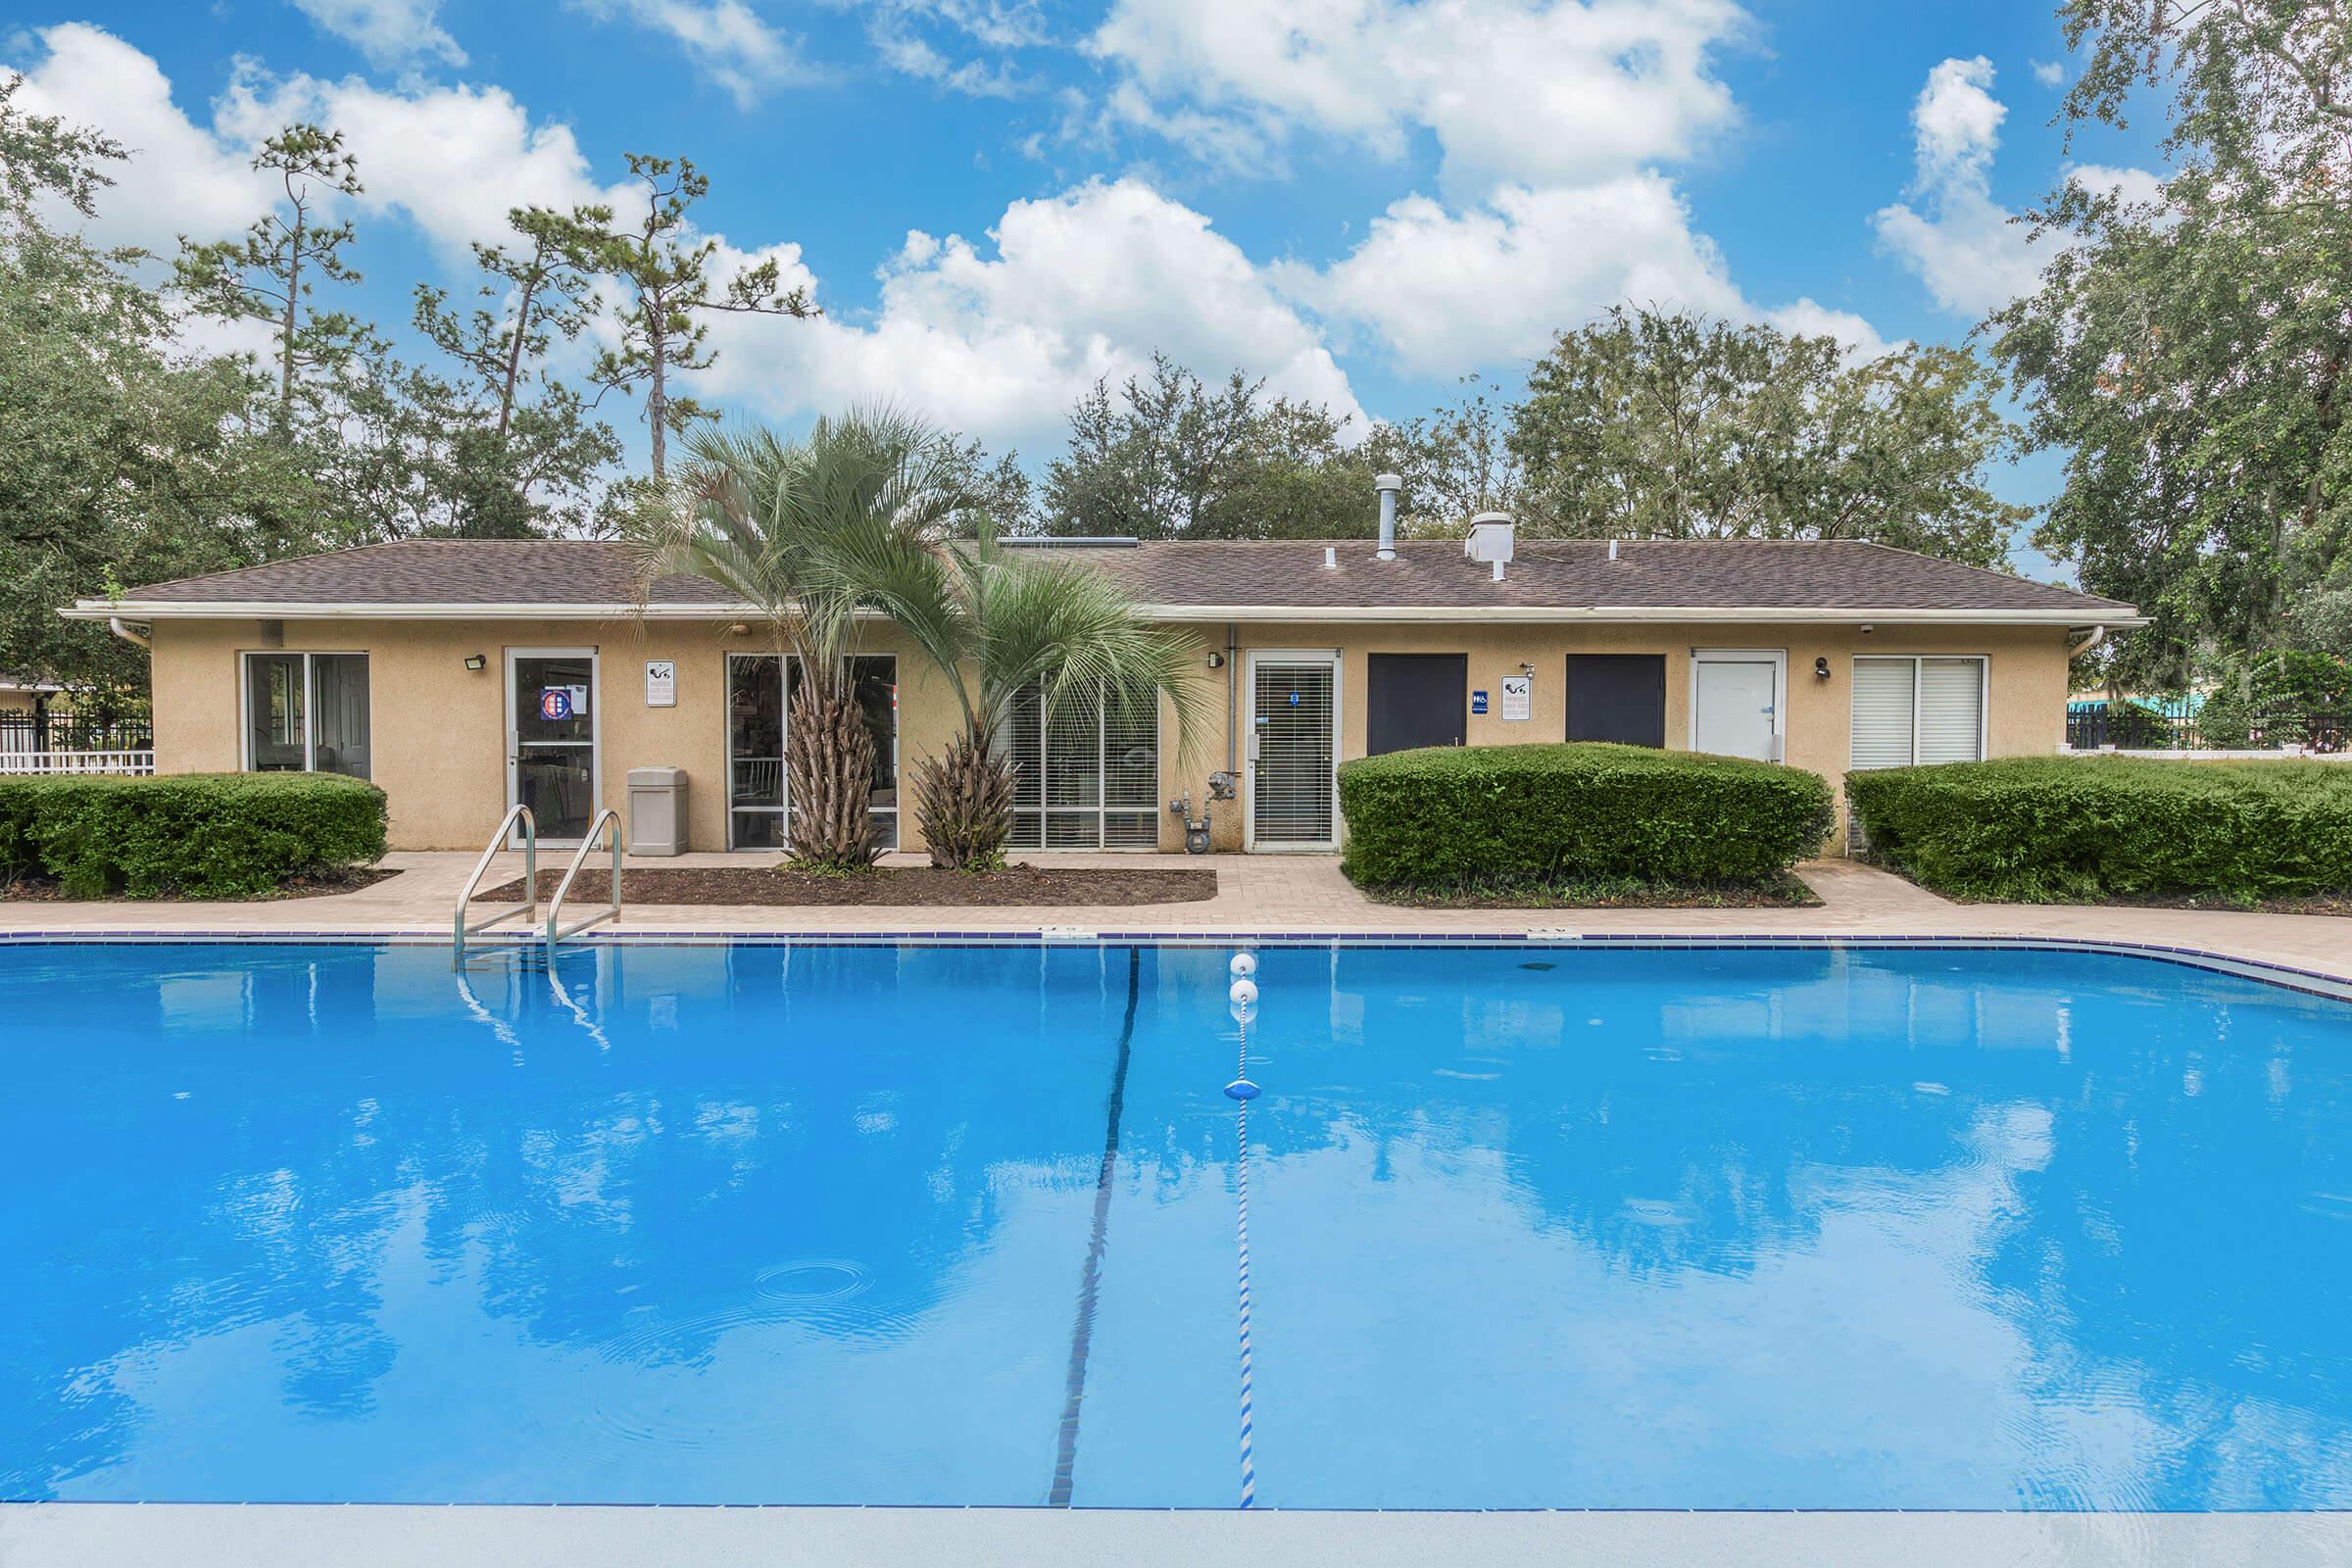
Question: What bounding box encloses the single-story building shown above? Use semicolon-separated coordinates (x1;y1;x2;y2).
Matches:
65;522;2142;856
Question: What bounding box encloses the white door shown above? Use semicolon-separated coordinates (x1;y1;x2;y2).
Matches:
1247;652;1340;851
1692;656;1780;760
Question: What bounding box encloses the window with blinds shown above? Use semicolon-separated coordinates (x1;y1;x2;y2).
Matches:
1850;656;1985;769
1004;682;1160;850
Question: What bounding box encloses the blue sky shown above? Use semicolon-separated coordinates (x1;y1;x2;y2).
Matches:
6;0;2166;560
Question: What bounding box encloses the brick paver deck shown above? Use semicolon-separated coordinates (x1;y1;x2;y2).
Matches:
3;852;2346;985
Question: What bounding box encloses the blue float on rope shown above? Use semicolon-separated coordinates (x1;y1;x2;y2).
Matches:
1224;1078;1260;1102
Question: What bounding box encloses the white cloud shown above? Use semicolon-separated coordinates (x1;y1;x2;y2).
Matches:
1285;175;1892;376
1871;57;2045;318
1284;176;1738;373
2030;58;2063;88
864;0;1049;95
1090;0;1747;193
5;24;283;250
1764;298;1897;362
1872;57;2162;318
2070;161;2166;208
566;0;815;107
688;178;1363;451
286;0;466;68
5;25;622;264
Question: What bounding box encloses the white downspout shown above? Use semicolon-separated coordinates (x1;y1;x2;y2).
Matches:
108;616;152;649
2067;625;2106;662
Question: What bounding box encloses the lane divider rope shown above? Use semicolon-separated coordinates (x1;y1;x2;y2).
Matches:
1233;1003;1258;1510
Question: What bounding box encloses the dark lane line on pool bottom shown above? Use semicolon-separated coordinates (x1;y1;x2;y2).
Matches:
1047;945;1143;1506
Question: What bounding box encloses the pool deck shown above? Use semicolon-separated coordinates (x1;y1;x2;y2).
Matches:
9;856;2351;1566
3;851;2348;987
4;1503;2349;1567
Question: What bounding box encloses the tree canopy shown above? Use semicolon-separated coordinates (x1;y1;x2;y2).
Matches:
1504;307;2027;566
1993;1;2352;691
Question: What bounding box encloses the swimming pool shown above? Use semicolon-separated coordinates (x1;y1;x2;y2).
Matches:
2;939;2348;1510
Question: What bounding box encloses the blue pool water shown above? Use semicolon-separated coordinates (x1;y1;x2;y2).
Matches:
3;940;2349;1510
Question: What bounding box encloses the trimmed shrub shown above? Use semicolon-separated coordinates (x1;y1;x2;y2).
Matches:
1845;756;2352;903
1338;743;1835;888
0;772;387;899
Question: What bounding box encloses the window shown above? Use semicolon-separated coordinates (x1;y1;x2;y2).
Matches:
241;652;369;778
1566;654;1665;747
725;653;899;850
1005;681;1160;850
1850;656;1985;769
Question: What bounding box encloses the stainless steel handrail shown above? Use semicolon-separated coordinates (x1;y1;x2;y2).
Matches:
545;808;623;956
452;804;537;968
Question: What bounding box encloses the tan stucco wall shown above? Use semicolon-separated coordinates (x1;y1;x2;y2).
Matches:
148;615;2073;856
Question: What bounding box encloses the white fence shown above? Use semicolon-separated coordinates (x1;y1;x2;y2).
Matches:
0;750;156;776
2061;746;2352;761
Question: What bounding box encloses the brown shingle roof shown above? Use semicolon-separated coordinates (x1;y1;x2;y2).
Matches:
96;536;2137;619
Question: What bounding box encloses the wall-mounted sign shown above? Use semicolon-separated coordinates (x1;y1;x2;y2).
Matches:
1499;674;1532;721
539;687;575;721
1471;690;1490;714
645;659;677;708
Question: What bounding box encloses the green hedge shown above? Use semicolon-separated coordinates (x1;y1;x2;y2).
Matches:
1338;743;1836;888
1845;756;2352;903
0;772;388;898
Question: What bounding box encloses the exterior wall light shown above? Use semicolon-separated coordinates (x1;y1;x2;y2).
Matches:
1206;652;1227;669
464;654;487;672
1814;657;1832;680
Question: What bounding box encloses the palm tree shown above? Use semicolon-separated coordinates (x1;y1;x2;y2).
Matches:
839;532;1204;869
620;409;964;870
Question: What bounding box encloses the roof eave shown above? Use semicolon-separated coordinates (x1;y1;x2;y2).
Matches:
1124;604;2148;626
67;599;2147;627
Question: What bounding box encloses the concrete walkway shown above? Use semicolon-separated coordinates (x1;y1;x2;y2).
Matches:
4;852;2348;986
5;1502;2350;1568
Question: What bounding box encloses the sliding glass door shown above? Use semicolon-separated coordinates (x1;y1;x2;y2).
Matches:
725;653;899;851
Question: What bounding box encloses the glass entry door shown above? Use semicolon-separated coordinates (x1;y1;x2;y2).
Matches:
507;649;597;843
1248;652;1340;850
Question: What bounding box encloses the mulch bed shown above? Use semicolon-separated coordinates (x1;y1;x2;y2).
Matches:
0;867;402;903
1359;872;1821;910
478;864;1218;907
1943;889;2352;918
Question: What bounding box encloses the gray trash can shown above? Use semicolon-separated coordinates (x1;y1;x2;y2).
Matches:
627;766;687;856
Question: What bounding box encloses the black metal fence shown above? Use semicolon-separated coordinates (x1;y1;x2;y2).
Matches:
2065;707;2351;754
0;711;154;754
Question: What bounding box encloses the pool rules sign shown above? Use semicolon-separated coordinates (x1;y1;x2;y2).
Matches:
645;660;677;708
1499;674;1532;721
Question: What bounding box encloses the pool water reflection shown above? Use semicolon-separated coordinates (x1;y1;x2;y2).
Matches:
0;942;2346;1509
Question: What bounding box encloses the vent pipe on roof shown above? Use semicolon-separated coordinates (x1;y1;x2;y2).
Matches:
1465;513;1516;582
1374;472;1402;560
1608;538;1619;563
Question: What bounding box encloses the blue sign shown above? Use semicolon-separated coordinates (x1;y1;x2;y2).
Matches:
1471;690;1489;714
1288;691;1300;707
539;688;573;721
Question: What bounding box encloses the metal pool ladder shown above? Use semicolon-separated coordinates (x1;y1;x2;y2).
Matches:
453;804;537;968
544;808;623;956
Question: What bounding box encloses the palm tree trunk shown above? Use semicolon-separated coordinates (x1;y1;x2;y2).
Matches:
785;676;877;870
912;723;1017;869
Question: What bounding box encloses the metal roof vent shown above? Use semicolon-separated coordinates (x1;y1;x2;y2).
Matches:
1465;514;1515;581
1373;473;1402;560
